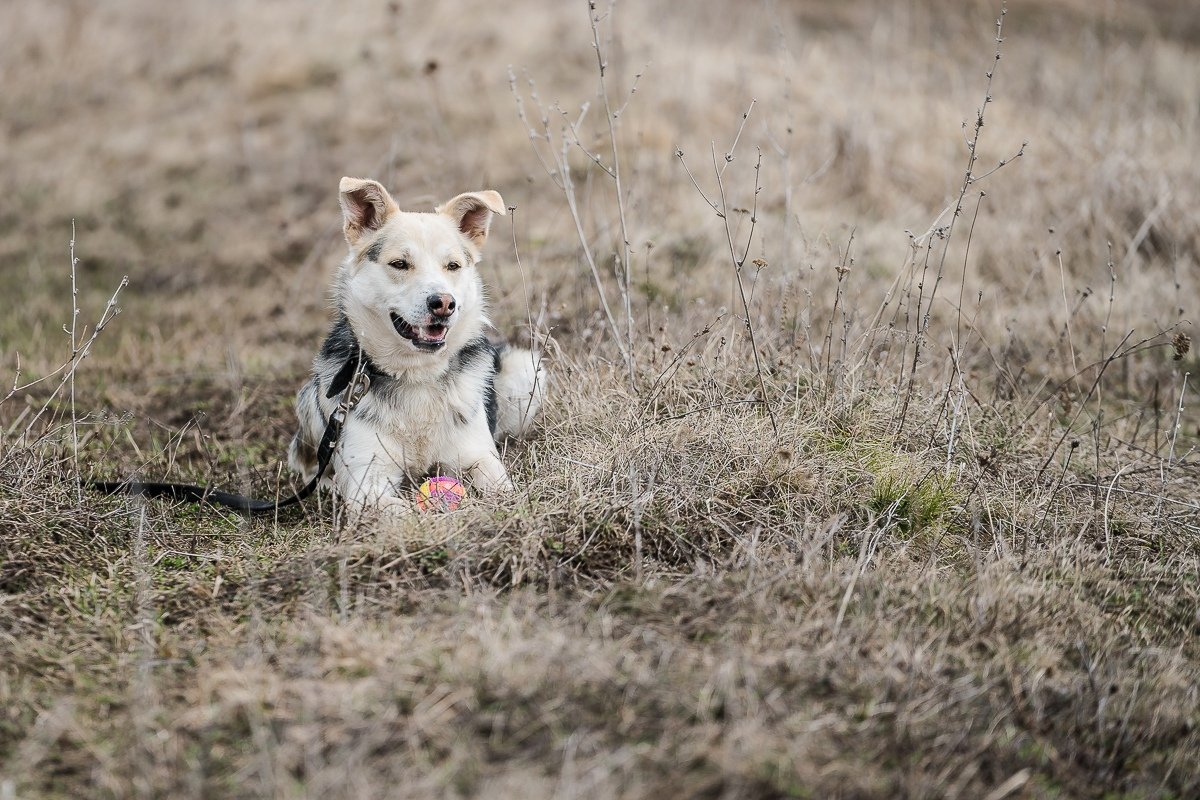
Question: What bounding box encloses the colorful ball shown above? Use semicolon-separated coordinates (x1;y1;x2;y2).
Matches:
415;475;467;512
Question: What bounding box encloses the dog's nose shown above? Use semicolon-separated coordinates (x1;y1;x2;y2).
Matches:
427;293;456;318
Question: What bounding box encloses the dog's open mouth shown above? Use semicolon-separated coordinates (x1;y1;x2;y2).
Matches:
391;313;448;351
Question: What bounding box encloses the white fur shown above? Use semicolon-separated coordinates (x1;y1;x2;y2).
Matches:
331;374;513;517
340;212;488;377
493;346;547;439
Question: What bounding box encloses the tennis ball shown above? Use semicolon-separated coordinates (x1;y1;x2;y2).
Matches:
415;475;466;512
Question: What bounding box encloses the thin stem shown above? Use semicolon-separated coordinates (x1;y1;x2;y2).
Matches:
720;100;756;178
953;192;986;362
709;138;778;437
898;5;1011;432
69;220;82;502
588;0;636;372
1159;372;1190;515
22;276;128;443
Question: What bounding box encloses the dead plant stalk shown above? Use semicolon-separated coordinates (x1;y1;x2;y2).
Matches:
898;4;1025;431
509;78;626;380
677;102;779;437
6;234;128;452
587;1;636;369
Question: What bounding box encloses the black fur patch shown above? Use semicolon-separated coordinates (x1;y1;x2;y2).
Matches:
484;373;498;435
451;337;501;435
319;315;357;362
363;237;385;264
319;315;387;398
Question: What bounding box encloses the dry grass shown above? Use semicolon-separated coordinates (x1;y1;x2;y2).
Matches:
2;0;1199;797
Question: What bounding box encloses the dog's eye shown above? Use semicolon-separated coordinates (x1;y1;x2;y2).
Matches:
388;259;410;271
446;261;462;272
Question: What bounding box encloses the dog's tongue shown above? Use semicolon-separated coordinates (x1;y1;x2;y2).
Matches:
421;324;447;342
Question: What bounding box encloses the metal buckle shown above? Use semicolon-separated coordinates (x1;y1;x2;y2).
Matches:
329;363;370;428
347;371;371;409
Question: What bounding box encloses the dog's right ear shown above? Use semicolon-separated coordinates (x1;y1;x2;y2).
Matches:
339;177;399;244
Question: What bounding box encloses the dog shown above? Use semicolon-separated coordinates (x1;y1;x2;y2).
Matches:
287;177;545;515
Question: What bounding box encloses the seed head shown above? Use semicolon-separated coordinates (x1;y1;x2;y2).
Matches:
1172;332;1191;361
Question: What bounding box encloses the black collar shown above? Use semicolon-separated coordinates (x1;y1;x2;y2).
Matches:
324;334;385;399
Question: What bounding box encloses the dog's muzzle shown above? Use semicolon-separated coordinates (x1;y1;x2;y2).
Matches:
391;312;449;352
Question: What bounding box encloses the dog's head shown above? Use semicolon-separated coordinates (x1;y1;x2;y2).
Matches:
335;177;505;370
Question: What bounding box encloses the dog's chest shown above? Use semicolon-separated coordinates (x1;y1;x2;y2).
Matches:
356;372;483;466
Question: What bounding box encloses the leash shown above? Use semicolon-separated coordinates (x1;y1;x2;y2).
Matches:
87;353;372;515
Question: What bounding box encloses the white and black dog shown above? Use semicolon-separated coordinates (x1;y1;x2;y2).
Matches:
287;178;545;515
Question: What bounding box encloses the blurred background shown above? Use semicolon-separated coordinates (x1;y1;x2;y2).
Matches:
0;0;1196;441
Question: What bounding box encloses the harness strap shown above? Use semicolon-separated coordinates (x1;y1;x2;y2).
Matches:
87;352;372;516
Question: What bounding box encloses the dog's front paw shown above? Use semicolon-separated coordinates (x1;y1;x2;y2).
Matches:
340;493;417;527
379;494;420;515
467;456;513;495
472;473;515;495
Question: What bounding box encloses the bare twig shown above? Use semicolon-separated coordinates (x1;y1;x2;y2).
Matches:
507;3;643;387
898;5;1020;431
20;276;128;443
68;221;82;502
824;228;855;378
1156;371;1191;517
678;107;778;437
587;0;637;369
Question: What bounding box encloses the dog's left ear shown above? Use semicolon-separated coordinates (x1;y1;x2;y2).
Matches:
340;177;399;245
436;191;506;248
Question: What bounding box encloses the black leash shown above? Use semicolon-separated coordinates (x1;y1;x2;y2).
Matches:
87;353;372;515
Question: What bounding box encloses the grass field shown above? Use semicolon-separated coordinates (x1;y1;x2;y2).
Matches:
2;0;1199;797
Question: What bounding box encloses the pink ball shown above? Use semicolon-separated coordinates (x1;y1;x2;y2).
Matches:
415;475;466;512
